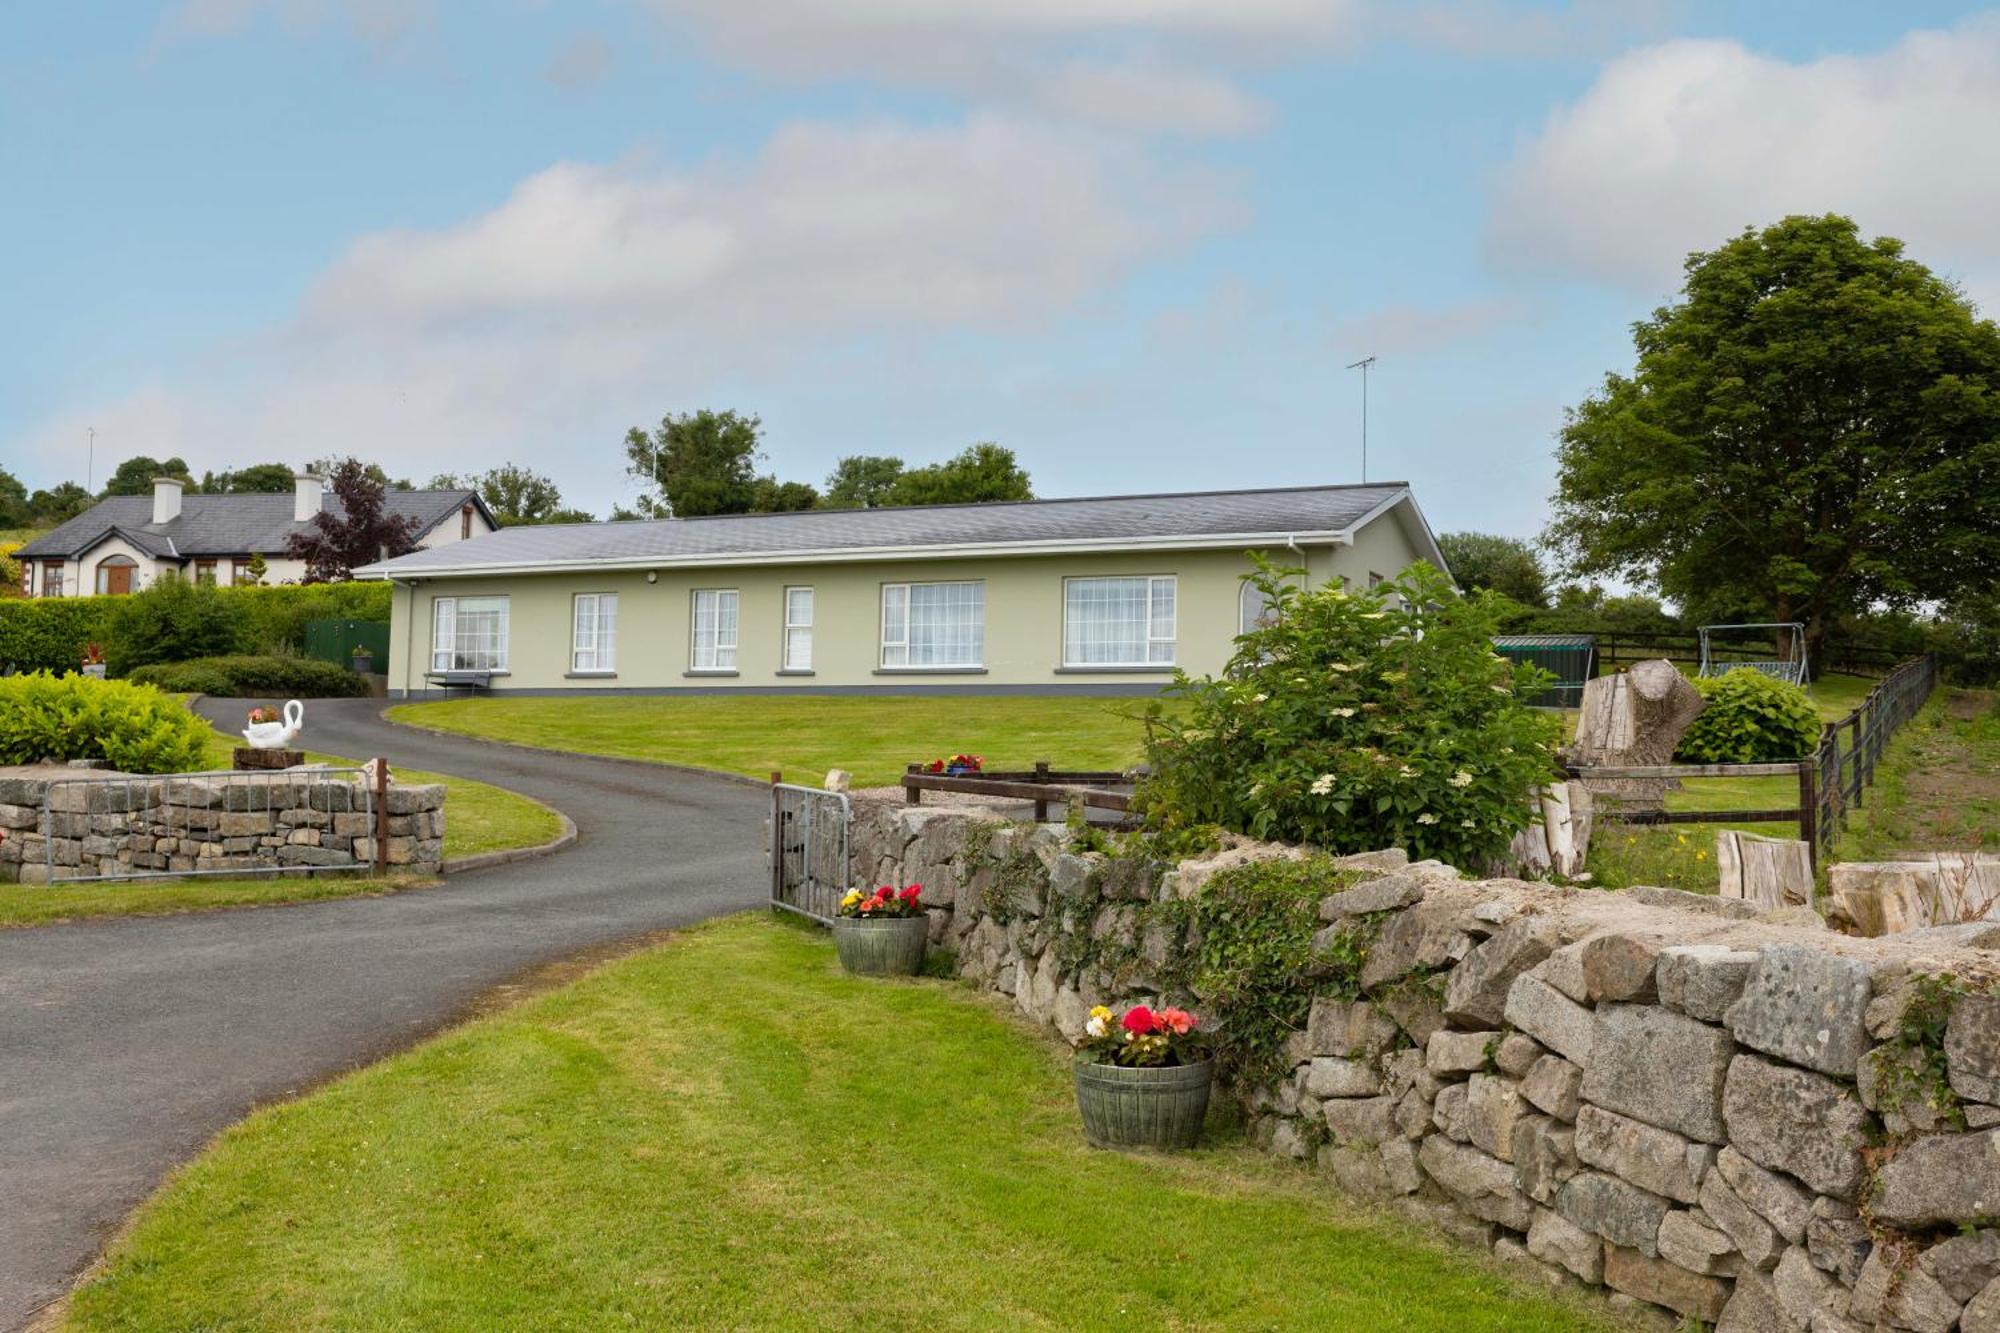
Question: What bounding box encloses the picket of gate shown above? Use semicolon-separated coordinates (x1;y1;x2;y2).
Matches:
768;782;850;924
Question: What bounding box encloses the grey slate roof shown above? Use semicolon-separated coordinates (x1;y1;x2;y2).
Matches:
360;483;1420;577
15;490;484;560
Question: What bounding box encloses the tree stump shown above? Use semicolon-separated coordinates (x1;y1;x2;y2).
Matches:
1568;659;1705;815
1715;831;1812;910
233;747;302;770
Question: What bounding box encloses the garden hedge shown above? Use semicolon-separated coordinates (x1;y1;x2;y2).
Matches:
0;581;391;675
1673;667;1824;763
0;672;211;773
127;655;371;698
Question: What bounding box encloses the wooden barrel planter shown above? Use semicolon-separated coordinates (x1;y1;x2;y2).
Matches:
832;915;928;976
1073;1059;1213;1150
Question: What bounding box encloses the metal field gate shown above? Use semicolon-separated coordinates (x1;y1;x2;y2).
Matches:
38;767;377;884
769;783;850;923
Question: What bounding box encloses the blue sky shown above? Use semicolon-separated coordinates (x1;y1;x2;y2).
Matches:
5;2;1997;538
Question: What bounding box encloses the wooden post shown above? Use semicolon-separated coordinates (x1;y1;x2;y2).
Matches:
373;757;391;875
1848;711;1863;809
1797;757;1817;875
1033;760;1050;823
904;763;923;806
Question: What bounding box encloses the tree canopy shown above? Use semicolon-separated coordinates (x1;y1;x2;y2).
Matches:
27;481;92;524
1437;532;1548;607
0;467;28;527
200;463;296;494
824;455;906;508
1547;214;2000;662
285;457;422;582
430;464;592;525
101;455;193;497
623;409;791;517
882;443;1033;507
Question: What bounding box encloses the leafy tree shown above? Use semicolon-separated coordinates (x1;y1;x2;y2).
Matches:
102;575;235;676
622;409;821;516
888;443;1033;506
309;457;411;492
0;466;28;527
1548;214;2000;670
824;454;907;508
1438;532;1548;607
101;455;192;497
28;482;92;523
242;552;268;586
431;464;585;525
285;457;422;582
201;463;296;494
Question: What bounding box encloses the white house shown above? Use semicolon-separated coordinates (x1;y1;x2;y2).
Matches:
15;473;498;596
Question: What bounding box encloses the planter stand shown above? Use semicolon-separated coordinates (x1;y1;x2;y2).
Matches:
831;914;929;976
1074;1059;1213;1150
234;748;303;770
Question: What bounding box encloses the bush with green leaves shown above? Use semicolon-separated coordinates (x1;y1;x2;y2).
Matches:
1674;668;1823;763
0;597;113;673
0;672;210;773
102;577;236;676
127;655;370;698
1135;562;1563;866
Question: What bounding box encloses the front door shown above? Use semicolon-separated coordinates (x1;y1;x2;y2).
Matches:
99;561;133;595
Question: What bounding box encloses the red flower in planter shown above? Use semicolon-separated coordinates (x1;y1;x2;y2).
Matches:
898;885;922;905
1121;1005;1161;1035
1159;1008;1196;1035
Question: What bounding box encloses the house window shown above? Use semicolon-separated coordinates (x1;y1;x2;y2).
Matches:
431;596;509;672
194;559;217;586
1240;581;1277;636
783;587;814;671
1063;576;1176;667
690;589;739;671
231;558;251;585
572;593;618;673
43;562;63;597
881;581;984;668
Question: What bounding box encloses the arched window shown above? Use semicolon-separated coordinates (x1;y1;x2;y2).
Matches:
95;554;138;595
1239;581;1277;637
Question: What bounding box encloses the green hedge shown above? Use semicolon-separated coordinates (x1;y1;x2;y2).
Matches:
1675;668;1824;763
127;655;371;698
0;581;393;675
0;673;211;773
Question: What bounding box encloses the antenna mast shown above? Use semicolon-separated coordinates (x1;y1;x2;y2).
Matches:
1345;356;1375;482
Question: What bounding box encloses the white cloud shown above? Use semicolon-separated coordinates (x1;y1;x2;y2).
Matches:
1488;22;2000;295
16;114;1240;503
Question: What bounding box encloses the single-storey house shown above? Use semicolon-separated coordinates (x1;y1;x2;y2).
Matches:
358;482;1446;698
15;473;497;596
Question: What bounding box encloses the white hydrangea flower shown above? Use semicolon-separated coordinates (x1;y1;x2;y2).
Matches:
1448;771;1473;788
1251;692;1268;703
1331;707;1356;718
1398;765;1418;778
1461;819;1477;828
1416;813;1439;825
1310;773;1336;796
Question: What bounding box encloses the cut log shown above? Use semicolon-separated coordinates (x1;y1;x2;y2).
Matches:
1715;831;1812;910
233;747;303;770
1569;660;1706;816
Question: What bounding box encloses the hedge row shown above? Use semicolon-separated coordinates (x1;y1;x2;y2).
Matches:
127;656;371;699
0;581;391;675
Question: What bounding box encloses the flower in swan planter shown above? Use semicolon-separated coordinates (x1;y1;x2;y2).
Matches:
1073;1004;1212;1150
831;884;927;976
242;699;305;750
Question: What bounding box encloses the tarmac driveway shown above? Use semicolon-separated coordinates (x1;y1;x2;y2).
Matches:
0;698;769;1329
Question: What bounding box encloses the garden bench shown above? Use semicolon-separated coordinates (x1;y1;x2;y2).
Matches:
423;669;494;692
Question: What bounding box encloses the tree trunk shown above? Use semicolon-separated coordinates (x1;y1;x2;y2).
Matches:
1569;659;1707;815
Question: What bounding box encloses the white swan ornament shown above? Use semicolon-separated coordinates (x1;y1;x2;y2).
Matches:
242;699;305;750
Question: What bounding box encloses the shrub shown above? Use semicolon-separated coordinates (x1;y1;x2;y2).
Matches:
126;655;370;698
0;673;210;773
1135;561;1564;867
219;582;391;656
103;577;235;676
1674;668;1823;763
0;598;114;673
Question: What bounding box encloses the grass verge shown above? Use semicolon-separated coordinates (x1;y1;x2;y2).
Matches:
389;694;1155;789
63;915;1612;1332
1836;687;1999;861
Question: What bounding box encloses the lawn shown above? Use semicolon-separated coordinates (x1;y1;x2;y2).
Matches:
1837;687;2000;861
0;726;564;929
62;915;1614;1333
391;695;1156;789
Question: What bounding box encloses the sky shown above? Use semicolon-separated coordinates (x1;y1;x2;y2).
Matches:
5;1;2000;538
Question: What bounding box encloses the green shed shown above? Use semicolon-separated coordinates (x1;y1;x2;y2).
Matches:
1491;634;1597;708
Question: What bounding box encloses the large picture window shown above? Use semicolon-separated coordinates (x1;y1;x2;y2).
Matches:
1063;576;1176;667
691;588;739;671
572;593;618;673
431;596;509;672
783;586;813;671
881;581;983;668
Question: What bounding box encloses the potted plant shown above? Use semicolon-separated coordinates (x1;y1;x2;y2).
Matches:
350;642;375;675
79;643;107;680
1073;1004;1212;1150
924;753;985;776
831;884;928;976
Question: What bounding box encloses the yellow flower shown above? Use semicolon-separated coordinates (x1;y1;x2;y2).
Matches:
1695;850;1708;861
1089;1005;1114;1023
840;889;863;907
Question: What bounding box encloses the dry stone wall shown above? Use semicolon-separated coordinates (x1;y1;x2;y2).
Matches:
852;795;2000;1331
0;769;444;882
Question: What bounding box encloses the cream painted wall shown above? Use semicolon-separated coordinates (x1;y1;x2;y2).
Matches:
386;517;1426;695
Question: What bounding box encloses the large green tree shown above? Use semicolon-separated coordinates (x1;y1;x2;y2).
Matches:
201;463;296;493
1437;531;1548;607
101;455;192;497
1548;214;2000;667
28;481;91;523
622;410;821;517
0;466;28;527
430;464;592;525
886;443;1033;506
824;454;907;508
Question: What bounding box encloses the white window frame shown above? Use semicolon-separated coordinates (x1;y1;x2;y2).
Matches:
431;595;509;672
782;586;814;672
1062;575;1177;668
1239;581;1277;637
880;580;984;669
571;592;618;674
690;588;739;672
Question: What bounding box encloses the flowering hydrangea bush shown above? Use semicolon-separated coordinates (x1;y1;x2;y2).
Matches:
1076;1004;1206;1068
1135;562;1562;866
838;884;924;919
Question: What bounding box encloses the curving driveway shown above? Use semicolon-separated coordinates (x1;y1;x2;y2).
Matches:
0;698;769;1330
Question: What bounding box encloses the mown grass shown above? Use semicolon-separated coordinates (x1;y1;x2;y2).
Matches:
64;915;1615;1333
391;694;1156;789
1837;688;2000;861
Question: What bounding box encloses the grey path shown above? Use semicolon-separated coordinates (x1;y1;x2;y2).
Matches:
0;699;769;1330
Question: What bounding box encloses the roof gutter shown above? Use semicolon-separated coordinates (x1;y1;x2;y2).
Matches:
354;525;1369;581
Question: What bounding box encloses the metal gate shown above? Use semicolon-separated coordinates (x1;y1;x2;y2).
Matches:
769;783;850;924
38;767;376;884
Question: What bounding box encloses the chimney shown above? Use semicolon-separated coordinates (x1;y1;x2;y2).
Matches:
294;472;325;523
151;476;184;525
